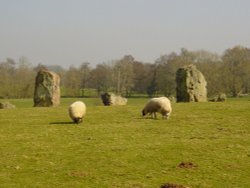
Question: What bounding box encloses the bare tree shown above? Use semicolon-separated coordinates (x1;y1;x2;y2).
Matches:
222;46;250;96
63;66;82;97
79;62;91;97
113;55;135;96
89;63;113;95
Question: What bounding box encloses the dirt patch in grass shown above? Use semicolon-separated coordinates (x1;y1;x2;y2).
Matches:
160;183;188;188
178;161;197;169
68;171;89;178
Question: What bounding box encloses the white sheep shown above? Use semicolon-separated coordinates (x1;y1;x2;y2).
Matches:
68;101;86;123
142;97;172;119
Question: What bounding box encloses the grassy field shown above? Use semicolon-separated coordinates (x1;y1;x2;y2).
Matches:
0;97;250;188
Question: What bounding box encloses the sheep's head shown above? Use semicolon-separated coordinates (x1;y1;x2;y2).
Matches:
142;109;147;116
73;118;82;124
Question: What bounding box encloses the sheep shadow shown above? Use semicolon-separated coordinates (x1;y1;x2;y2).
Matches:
135;117;161;120
50;121;76;125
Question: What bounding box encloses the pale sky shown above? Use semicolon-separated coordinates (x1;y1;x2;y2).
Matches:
0;0;249;68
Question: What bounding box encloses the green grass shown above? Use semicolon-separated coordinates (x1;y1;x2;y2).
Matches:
0;98;250;187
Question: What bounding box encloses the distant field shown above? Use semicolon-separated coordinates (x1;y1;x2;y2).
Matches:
0;97;250;187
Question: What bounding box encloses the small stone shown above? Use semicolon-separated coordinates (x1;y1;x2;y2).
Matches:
0;102;16;109
100;92;127;106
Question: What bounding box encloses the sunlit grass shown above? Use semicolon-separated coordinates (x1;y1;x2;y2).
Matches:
0;98;250;187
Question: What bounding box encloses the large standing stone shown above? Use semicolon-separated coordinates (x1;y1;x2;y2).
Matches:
34;69;60;107
176;64;207;102
101;92;127;106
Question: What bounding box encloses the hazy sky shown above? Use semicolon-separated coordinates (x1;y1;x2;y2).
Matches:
0;0;250;67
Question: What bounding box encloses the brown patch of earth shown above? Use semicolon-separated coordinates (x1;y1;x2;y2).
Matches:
178;161;197;169
160;183;188;188
68;171;88;178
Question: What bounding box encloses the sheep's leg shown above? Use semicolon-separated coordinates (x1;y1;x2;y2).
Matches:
153;112;157;119
149;112;157;119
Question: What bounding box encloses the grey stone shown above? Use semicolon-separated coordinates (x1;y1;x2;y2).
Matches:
210;93;226;102
176;64;207;102
0;102;16;109
101;92;127;106
33;69;60;107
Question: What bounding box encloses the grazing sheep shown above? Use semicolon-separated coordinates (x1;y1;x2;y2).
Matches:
68;101;86;124
142;97;172;119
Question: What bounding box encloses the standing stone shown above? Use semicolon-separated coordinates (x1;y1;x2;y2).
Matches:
101;92;127;106
176;64;207;102
34;69;60;107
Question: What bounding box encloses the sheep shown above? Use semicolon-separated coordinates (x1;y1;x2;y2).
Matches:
68;101;86;124
142;97;172;119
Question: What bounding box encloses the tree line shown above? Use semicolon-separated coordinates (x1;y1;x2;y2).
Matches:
0;45;250;99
